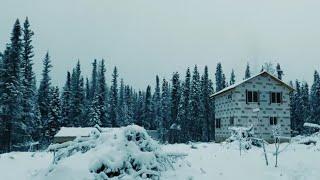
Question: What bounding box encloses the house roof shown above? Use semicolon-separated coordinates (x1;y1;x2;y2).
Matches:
54;126;121;137
210;71;294;98
54;127;95;137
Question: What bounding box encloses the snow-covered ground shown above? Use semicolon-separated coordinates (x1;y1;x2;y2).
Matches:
0;142;319;180
1;125;320;180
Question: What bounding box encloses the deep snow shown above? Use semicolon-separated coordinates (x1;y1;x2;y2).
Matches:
1;142;320;180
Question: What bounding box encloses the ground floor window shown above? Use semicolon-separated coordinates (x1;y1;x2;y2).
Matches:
216;119;221;128
229;117;234;126
270;117;278;125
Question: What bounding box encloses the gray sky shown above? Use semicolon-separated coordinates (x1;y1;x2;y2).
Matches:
1;0;320;89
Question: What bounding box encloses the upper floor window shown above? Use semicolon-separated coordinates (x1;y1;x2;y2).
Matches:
270;92;282;103
270;117;278;125
216;119;221;128
246;91;259;103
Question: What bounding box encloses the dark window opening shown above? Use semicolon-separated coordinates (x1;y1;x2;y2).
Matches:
271;92;282;103
230;117;234;126
246;91;259;103
216;119;221;128
270;117;278;125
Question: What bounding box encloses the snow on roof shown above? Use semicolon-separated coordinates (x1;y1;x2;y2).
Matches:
55;127;121;137
55;127;96;137
210;71;294;98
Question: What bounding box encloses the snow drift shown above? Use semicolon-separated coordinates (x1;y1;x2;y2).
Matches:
41;125;176;180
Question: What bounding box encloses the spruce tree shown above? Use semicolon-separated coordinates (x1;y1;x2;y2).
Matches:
96;59;108;126
160;78;171;142
61;72;72;127
21;17;37;141
123;85;134;125
190;65;202;141
110;66;119;127
143;85;153;129
90;59;98;100
200;66;213;141
152;75;161;130
118;79;125;126
70;61;85;127
135;91;144;126
46;86;61;143
230;69;236;85
38;52;52;127
176;68;192;142
310;71;320;124
0;19;26;151
245;63;251;79
88;94;102;126
276;63;284;80
170;72;181;143
215;63;225;91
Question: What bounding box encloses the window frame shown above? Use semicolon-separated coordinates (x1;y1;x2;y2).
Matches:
246;90;259;103
229;117;234;126
270;92;282;104
216;118;221;128
270;117;278;125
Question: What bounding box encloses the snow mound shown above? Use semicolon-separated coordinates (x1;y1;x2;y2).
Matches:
44;125;175;180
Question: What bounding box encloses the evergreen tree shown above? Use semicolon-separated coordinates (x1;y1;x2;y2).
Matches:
310;71;320;124
46;86;61;143
96;59;108;126
61;72;72;127
245;63;251;79
301;82;310;132
276;63;284;80
88;94;102;126
169;72;181;143
160;78;171;142
0;19;26;151
152;75;161;130
190;65;202;141
215;62;225;91
38;52;52;127
110;66;119;127
291;81;305;134
21;17;37;142
90;59;98;100
200;66;213;141
117;79;125;126
135;91;144;126
70;61;85;126
143;85;153;129
122;85;134;126
230;69;236;85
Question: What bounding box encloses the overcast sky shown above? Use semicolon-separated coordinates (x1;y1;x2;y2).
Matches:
1;0;320;89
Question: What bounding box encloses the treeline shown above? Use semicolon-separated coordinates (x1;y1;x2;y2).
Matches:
1;18;320;152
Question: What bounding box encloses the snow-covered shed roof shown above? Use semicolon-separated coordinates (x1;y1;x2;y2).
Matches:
210;71;294;98
54;127;96;137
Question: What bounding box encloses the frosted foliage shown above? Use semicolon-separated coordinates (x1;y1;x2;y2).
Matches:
47;125;175;180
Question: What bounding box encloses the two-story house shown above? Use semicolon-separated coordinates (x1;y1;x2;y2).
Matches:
211;71;294;142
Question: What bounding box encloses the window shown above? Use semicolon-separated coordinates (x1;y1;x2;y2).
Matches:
246;91;259;103
229;117;234;126
216;119;221;128
270;117;277;125
270;92;282;103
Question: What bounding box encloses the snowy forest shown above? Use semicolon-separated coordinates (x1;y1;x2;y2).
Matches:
1;18;320;153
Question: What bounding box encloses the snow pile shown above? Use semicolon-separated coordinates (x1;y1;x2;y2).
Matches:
291;122;320;149
44;125;175;180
